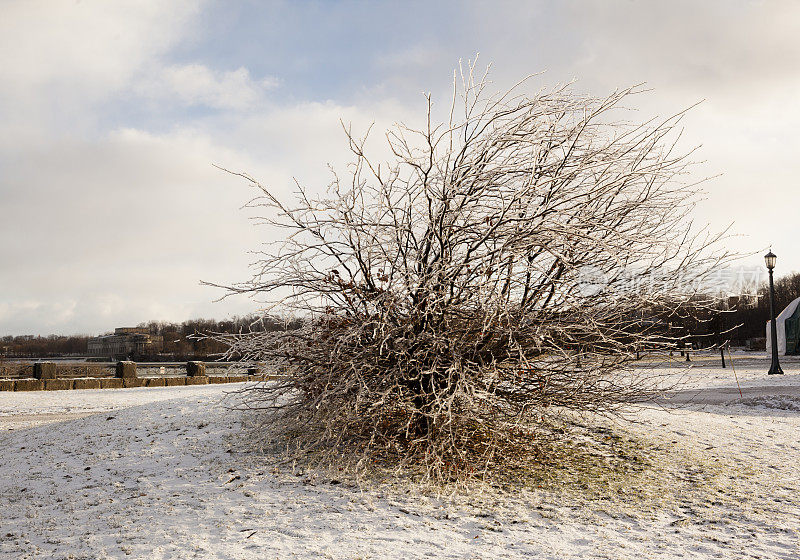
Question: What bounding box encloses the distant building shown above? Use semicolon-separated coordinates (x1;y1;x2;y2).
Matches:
88;327;163;359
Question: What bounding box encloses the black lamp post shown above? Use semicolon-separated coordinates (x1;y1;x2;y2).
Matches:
765;250;784;375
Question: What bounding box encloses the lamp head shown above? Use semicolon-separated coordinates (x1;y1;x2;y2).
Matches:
765;250;777;271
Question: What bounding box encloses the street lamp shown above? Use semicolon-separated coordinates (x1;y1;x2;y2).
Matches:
765;250;784;375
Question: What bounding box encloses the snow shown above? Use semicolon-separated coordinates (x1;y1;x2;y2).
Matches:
1;364;799;559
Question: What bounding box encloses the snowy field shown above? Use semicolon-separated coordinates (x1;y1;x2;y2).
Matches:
2;357;800;559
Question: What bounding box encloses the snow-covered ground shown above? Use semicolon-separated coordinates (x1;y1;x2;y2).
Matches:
1;361;799;559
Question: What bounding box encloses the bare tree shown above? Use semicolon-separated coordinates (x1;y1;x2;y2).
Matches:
210;63;730;481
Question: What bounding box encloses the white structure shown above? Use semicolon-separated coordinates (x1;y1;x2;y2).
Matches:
765;297;800;356
88;327;162;359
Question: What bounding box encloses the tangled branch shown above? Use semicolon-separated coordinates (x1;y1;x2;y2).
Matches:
209;63;732;482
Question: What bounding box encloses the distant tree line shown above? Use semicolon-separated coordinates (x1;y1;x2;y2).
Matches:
0;334;90;358
135;315;302;360
3;273;799;359
664;271;800;348
725;271;800;343
0;315;302;359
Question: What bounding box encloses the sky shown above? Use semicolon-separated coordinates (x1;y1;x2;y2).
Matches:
1;0;798;336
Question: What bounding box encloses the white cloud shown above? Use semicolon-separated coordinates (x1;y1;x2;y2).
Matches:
0;124;263;334
0;1;202;132
0;96;418;335
143;64;280;110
